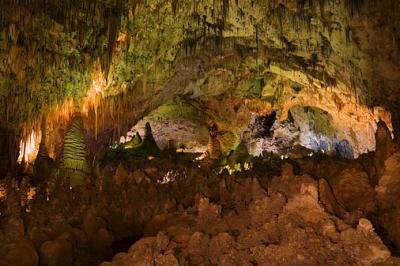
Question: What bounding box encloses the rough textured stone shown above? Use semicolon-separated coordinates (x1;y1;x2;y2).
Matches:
154;253;179;266
104;165;395;265
318;178;346;218
0;241;38;266
91;228;114;252
330;167;377;214
376;153;400;210
39;239;73;266
28;226;50;250
375;120;395;177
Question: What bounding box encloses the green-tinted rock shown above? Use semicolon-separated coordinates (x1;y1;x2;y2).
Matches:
60;116;90;187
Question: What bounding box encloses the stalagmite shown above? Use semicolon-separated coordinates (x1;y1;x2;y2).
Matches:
60;115;90;187
33;117;54;184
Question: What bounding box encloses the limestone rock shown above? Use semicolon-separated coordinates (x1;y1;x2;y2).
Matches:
249;193;286;225
375;120;395;177
44;215;72;240
4;217;25;240
82;211;107;238
127;237;157;265
60;116;90;187
0;241;38;266
330;167;377;214
196;197;221;233
380;207;400;250
156;231;169;252
114;164;127;185
318;178;346;218
375;153;400;210
357;218;374;233
71;228;89;248
187;231;209;265
154;253;179;266
208;233;233;264
92;228;114;252
28;226;50;250
281;162;294;178
39;239;73;266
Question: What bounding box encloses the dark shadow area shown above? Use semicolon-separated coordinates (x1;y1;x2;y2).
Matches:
106;235;143;260
253;111;277;138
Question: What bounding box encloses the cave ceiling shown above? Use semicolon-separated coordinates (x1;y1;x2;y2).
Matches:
0;0;399;163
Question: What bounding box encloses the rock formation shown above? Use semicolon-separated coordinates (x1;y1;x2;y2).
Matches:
0;1;400;265
60;116;90;187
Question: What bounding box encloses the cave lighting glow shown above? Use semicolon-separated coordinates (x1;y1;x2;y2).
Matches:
17;130;40;164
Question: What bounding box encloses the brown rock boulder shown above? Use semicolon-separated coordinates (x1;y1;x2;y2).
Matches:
39;239;73;266
114;164;128;185
196;197;222;233
28;226;50;250
231;178;267;210
376;153;400;210
380;207;400;250
187;231;209;265
82;211;107;238
330;167;377;214
4;217;24;240
154;252;179;266
156;231;170;252
91;228;114;252
71;228;89;248
127;237;157;265
105;252;130;266
0;241;38;266
208;233;233;264
375;120;395;177
318;178;346;218
44;215;72;240
249;193;286;225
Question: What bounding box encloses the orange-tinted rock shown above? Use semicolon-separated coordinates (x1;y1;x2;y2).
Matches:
44;215;72;240
91;228;114;252
71;228;89;248
208;233;233;264
0;241;38;266
281;162;294;178
376;153;400;210
156;231;169;252
28;226;50;250
249;193;286;225
231;178;267;212
40;239;73;266
114;164;127;185
154;253;179;266
268;172;315;200
196;197;221;233
380;207;400;250
330;167;377;214
4;217;25;240
82;211;107;238
188;231;208;254
318;178;346;218
375;120;395;177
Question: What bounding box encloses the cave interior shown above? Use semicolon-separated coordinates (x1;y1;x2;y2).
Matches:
0;0;400;265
